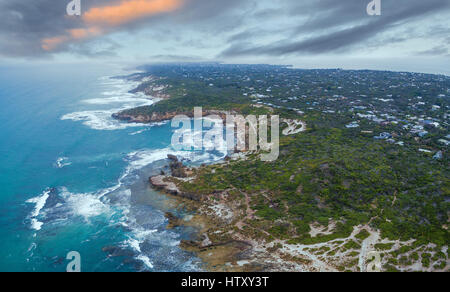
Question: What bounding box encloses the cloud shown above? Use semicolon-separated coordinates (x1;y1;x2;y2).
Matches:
68;37;122;57
41;27;103;50
40;0;184;51
0;0;449;59
220;0;450;57
0;0;245;57
83;0;183;26
416;46;450;57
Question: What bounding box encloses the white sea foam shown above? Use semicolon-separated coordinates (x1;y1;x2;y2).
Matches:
27;242;37;253
59;187;111;221
126;238;142;253
129;128;150;136
82;96;151;105
125;229;158;252
26;190;50;230
26;187;113;232
129;120;168;136
61;109;147;131
61;93;155;131
136;255;154;270
29;219;44;231
124;227;158;270
126;145;226;173
61;75;155;131
26;190;50;217
55;157;71;168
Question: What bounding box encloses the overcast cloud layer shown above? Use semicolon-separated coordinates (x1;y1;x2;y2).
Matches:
0;0;449;69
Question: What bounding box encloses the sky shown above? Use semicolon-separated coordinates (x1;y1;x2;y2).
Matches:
0;0;449;74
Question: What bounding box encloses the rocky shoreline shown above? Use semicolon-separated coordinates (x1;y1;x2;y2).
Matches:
112;109;233;124
110;77;269;270
146;154;326;272
113;111;185;123
147;155;261;271
146;153;412;272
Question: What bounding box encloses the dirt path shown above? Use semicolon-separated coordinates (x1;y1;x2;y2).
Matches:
278;241;337;272
235;193;255;230
356;191;397;273
358;227;380;272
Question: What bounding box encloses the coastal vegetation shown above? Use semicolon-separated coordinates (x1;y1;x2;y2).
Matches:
114;63;449;272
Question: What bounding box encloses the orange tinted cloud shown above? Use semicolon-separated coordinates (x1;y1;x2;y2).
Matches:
41;0;183;51
84;0;183;26
42;36;69;51
69;27;102;39
42;27;103;51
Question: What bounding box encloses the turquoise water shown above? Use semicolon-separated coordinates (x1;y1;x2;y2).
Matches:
0;63;224;272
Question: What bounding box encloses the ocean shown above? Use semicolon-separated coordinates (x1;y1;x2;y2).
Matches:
0;63;225;272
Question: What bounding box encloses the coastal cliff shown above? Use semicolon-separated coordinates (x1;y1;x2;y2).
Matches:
112;109;232;124
112;111;183;123
147;154;264;271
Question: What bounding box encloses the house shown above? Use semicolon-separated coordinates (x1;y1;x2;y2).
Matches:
438;139;450;146
374;132;392;140
346;122;360;128
432;105;441;111
433;151;443;160
419;149;432;153
422;120;439;128
418;131;429;137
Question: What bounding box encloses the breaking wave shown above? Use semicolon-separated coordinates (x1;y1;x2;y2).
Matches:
55;157;71;168
26;189;51;231
61;75;155;131
26;72;221;271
